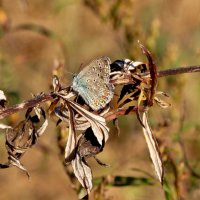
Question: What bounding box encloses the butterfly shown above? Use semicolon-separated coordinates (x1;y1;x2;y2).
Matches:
72;56;114;111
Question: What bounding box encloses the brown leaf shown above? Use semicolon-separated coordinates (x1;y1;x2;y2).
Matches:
154;97;171;109
1;106;48;177
142;112;164;184
67;100;109;145
8;155;30;178
136;88;147;128
64;103;77;164
36;118;48;137
154;91;171;108
48;98;60;115
72;154;93;194
139;41;158;106
117;91;136;108
78;127;102;159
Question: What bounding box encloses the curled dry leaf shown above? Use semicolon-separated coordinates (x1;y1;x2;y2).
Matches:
69;100;109;145
142;112;163;184
77;127;103;159
66;127;106;195
58;93;109;146
72;127;109;193
72;153;93;194
117;91;136;108
154;91;171;108
54;104;91;131
139;41;158;107
113;56;149;116
64;103;77;164
136;86;147;128
154;97;171;109
0;106;48;177
36;117;48;137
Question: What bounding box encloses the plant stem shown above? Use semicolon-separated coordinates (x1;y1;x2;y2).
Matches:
0;93;52;119
155;65;200;77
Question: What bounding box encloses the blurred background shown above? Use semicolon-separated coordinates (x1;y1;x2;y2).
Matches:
0;0;200;199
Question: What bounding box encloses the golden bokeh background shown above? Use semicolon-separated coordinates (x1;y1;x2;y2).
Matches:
1;0;200;199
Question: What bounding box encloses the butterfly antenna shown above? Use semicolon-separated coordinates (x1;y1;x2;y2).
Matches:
77;63;84;73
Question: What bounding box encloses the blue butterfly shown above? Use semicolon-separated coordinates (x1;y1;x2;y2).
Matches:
72;56;114;111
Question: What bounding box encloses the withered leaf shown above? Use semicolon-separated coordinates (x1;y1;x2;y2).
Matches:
72;154;93;194
136;88;147;128
117;91;136;108
66;99;109;145
142;112;163;184
8;155;30;178
154;91;171;108
139;41;157;106
154;97;171;109
71;101;108;145
1;106;48;178
65;103;77;164
78;127;102;159
35;118;48;137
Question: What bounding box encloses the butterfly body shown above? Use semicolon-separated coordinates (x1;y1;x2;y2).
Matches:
72;57;113;111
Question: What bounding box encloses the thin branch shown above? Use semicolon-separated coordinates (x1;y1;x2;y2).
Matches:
104;106;145;121
0;65;200;120
0;93;53;119
154;65;200;77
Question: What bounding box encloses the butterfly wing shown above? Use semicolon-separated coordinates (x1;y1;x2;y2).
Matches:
84;75;113;111
72;56;114;111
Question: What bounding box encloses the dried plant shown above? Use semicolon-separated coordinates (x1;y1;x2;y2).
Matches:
0;42;200;199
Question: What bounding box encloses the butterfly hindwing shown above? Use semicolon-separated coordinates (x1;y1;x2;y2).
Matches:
72;56;113;111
